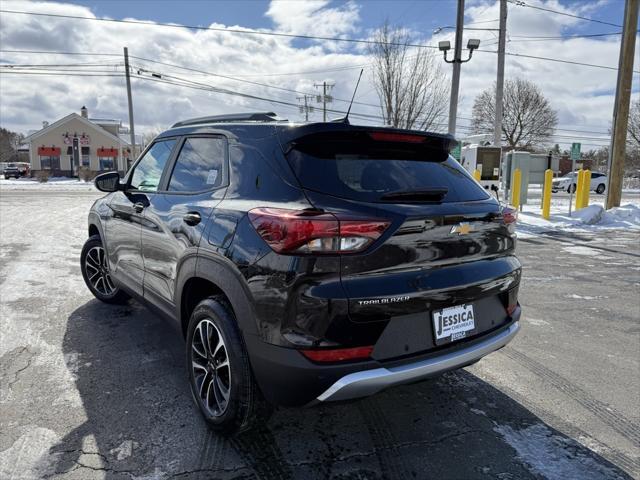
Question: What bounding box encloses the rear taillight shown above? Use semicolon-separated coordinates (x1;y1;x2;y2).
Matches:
501;205;518;225
504;287;519;316
300;346;374;363
248;208;389;254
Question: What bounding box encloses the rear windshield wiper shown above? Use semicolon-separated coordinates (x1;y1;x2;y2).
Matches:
379;188;448;203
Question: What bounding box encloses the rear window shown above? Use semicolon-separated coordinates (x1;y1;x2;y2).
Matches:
286;136;491;203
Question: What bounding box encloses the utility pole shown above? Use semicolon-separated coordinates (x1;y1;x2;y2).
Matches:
314;81;334;122
447;0;465;136
606;0;638;209
297;94;314;122
493;0;507;148
123;47;136;160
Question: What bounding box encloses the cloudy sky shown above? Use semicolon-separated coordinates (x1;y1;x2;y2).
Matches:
0;0;637;150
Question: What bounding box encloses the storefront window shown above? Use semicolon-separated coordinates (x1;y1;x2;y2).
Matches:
81;146;90;166
40;156;60;170
99;157;116;171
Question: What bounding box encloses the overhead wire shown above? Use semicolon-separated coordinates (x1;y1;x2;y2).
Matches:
0;9;635;72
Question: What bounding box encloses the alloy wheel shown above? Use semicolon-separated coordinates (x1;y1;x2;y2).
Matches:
84;246;116;296
191;319;231;417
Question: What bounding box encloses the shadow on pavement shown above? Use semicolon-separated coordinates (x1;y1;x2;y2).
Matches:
45;299;634;479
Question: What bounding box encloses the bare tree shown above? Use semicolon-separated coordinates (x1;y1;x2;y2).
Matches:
471;78;558;149
627;99;640;146
368;21;449;131
625;99;640;171
142;128;163;148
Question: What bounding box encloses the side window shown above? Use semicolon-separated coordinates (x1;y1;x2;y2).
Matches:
130;139;176;192
168;137;226;192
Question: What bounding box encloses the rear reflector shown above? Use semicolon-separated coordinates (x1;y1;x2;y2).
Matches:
301;346;374;363
368;131;427;143
248;208;389;254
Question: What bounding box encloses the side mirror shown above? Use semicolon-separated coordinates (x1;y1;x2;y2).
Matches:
94;171;122;192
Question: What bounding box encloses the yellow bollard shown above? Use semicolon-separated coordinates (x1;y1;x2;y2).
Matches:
511;168;521;209
473;169;481;181
581;169;591;208
575;170;584;210
542;169;553;220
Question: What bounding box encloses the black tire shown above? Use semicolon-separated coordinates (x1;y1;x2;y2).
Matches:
596;183;605;194
568;184;576;193
186;297;270;435
80;235;130;304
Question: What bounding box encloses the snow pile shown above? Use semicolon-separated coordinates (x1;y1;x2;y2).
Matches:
570;205;604;225
518;203;640;232
0;177;96;191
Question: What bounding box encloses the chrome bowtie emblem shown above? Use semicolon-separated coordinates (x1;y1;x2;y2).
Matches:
450;222;473;235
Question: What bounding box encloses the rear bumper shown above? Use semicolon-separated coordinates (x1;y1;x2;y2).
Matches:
246;307;521;407
315;320;519;403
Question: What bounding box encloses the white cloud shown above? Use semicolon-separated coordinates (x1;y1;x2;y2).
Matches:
265;0;360;38
0;0;636;151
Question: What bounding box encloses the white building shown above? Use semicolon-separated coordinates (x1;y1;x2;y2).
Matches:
23;106;142;176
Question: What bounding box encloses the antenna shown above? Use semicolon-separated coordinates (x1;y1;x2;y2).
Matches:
344;69;364;124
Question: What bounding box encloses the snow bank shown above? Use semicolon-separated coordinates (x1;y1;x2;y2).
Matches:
518;204;640;232
0;177;96;191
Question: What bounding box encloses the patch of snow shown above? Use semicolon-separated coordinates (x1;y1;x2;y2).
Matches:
517;200;640;234
562;246;600;256
525;317;550;326
494;423;628;480
0;177;96;191
565;294;607;300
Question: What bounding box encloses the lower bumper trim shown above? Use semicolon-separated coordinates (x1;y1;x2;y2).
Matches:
316;321;520;402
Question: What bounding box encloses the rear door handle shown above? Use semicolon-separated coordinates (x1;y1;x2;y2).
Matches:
133;202;145;213
183;212;201;226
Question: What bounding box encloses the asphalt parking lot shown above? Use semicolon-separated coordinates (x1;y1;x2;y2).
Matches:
1;189;638;480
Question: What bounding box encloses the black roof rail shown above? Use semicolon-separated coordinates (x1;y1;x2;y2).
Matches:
171;112;282;128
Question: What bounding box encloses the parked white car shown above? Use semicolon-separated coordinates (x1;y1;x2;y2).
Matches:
551;171;608;194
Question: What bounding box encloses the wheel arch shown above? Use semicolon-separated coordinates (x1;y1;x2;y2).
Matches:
88;212;104;239
176;253;258;339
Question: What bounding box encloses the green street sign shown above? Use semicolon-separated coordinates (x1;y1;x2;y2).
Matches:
571;142;581;161
451;143;461;161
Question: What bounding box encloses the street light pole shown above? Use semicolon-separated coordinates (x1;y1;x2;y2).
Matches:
493;0;507;148
447;0;465;136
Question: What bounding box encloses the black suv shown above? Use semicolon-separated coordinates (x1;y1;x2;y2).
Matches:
81;112;521;433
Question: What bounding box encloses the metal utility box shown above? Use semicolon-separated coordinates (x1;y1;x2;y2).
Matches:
503;151;531;206
460;145;501;191
528;154;560;183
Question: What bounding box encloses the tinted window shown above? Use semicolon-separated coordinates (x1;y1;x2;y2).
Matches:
130;139;176;191
168;137;225;192
287;142;490;203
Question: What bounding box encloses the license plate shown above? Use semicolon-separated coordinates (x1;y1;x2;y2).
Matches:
432;304;476;345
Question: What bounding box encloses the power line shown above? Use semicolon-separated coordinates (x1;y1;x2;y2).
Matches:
478;48;638;73
0;48;370;77
0;9;441;50
508;32;623;41
0;64;614;135
0;10;634;72
0;49;122;57
506;1;623;28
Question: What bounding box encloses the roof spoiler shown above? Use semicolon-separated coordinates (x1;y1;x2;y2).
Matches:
172;112;284;128
279;124;458;155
